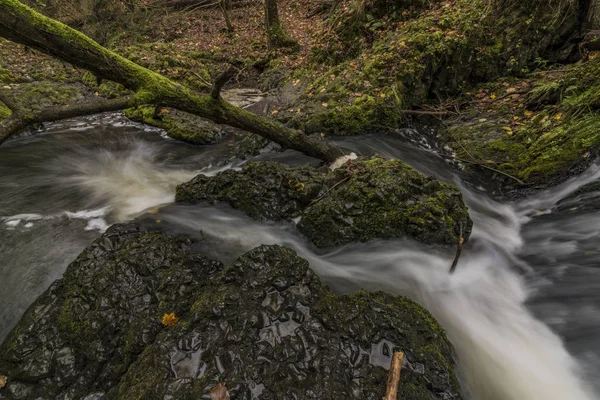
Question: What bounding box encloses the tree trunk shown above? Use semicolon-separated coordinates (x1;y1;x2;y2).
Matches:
263;0;298;50
219;0;234;33
0;0;340;162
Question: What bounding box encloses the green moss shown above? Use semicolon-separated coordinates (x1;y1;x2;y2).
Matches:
0;101;10;120
298;157;472;247
446;56;600;186
291;0;578;134
0;66;14;83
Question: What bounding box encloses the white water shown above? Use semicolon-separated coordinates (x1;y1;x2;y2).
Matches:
1;125;600;399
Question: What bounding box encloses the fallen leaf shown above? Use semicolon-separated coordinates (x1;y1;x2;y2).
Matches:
211;383;230;400
0;375;6;389
489;94;497;100
148;209;159;215
554;113;563;120
524;110;533;117
162;312;179;326
513;116;519;121
502;126;513;135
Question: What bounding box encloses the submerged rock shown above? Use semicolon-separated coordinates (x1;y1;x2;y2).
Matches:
176;158;472;247
0;224;463;399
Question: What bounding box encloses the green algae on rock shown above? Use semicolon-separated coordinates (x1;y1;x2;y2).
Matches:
0;222;463;399
176;158;472;248
298;158;472;247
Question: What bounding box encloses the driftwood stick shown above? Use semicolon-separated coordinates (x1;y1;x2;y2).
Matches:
449;222;464;274
384;352;404;400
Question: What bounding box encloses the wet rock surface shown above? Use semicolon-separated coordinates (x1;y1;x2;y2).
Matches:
0;224;462;400
176;161;329;221
176;158;472;247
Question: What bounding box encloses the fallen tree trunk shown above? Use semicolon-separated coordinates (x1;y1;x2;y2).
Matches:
0;0;342;162
0;95;135;145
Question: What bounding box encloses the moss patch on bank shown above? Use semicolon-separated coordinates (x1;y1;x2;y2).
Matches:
444;56;600;187
281;0;581;135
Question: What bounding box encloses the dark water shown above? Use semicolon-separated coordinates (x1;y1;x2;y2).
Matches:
1;114;599;399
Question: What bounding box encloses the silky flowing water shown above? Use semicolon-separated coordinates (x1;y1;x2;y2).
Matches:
1;114;599;399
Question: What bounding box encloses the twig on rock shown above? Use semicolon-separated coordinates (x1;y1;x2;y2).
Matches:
384;352;404;400
449;222;464;274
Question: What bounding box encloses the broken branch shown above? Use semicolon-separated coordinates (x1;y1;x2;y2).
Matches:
449;222;464;274
211;65;238;99
384;352;404;400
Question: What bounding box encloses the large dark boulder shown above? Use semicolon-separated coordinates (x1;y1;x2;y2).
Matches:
176;161;329;221
0;224;463;399
176;158;472;248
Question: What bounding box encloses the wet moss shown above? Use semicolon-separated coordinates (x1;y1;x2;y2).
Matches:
289;0;580;134
445;57;600;187
124;105;225;145
0;101;11;120
298;158;472;247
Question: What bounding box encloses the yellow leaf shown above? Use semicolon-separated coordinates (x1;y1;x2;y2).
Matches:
554;113;563;120
321;102;328;107
148;209;159;215
162;312;179;326
0;375;6;389
513;116;519;121
489;94;497;100
524;110;533;117
271;110;279;115
380;93;386;98
502;126;513;135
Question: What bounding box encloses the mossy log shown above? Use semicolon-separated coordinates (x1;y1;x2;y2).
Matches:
0;0;340;162
0;94;134;145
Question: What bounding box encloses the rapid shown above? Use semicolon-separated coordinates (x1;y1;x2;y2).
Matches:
0;114;599;399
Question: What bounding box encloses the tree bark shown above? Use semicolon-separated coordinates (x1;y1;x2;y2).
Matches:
0;0;339;162
264;0;298;50
0;95;135;145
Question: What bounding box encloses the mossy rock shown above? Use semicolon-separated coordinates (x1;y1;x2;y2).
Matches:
0;224;462;399
124;105;226;145
176;158;472;247
298;158;472;247
0;223;223;399
176;161;329;220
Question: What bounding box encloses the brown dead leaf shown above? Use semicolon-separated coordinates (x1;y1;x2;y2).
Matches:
0;375;6;389
210;382;230;400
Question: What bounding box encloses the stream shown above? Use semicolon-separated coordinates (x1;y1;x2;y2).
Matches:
1;113;599;400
